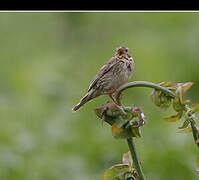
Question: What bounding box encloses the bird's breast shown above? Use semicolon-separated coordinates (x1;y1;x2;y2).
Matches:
98;58;134;92
114;60;134;88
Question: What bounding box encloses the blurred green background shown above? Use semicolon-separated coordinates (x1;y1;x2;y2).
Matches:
0;12;199;180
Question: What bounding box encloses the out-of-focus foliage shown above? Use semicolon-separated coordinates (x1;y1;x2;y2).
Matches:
0;12;199;180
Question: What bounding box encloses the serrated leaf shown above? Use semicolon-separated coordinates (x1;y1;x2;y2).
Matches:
190;104;199;113
103;164;130;180
122;151;133;168
178;127;192;133
164;112;183;122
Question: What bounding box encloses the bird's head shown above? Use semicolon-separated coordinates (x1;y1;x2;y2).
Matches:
115;46;131;59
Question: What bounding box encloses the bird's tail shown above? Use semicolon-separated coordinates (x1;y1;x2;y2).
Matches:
72;92;92;111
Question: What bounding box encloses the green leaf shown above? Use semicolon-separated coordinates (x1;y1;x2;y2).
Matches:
164;112;183;122
178;127;192;133
103;164;130;180
122;151;133;168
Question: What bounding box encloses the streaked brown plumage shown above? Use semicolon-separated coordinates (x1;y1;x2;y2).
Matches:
72;46;134;111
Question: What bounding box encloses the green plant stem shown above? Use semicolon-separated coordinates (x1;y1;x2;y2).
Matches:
127;138;145;180
190;120;199;148
115;81;175;106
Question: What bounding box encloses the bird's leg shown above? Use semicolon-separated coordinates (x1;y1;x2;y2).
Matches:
109;93;126;115
109;93;117;104
104;89;126;115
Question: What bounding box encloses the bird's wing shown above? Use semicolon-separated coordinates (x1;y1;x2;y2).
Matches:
88;57;117;92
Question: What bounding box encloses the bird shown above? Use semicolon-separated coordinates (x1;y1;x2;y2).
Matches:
72;46;134;111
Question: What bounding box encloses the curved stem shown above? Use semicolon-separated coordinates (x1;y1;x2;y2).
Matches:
127;138;145;180
115;81;175;106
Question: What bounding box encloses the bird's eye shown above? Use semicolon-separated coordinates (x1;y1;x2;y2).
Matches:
125;49;128;52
